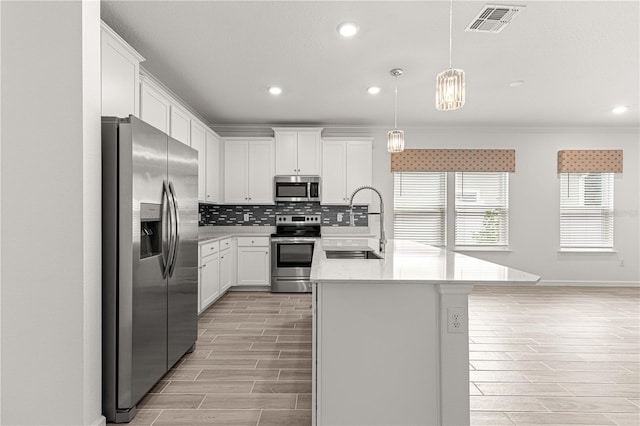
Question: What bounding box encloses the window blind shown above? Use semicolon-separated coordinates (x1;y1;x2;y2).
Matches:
560;173;614;248
393;172;447;246
454;172;509;246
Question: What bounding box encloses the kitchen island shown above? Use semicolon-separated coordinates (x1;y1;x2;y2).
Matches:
310;238;540;426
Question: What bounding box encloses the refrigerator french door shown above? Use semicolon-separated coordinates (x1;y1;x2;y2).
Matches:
102;116;198;423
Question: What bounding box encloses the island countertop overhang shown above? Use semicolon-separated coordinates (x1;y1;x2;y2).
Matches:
310;238;541;285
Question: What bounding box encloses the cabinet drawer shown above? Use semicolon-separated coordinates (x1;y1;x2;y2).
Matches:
220;238;232;251
201;240;220;256
237;236;269;247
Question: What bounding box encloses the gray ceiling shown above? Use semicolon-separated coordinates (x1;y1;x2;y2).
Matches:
101;1;639;129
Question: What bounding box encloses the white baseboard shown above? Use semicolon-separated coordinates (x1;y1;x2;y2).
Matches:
539;280;640;287
90;416;106;426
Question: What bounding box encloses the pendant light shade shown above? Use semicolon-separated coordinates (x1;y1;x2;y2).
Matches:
436;68;465;111
387;68;405;153
436;0;465;111
387;129;405;153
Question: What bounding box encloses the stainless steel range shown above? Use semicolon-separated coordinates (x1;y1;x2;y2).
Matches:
270;214;321;293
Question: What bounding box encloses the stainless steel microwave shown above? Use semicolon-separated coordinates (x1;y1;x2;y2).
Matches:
274;176;321;202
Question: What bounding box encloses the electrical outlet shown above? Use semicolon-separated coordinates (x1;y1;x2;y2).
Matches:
447;307;465;333
337;212;343;222
620;259;625;267
243;213;250;222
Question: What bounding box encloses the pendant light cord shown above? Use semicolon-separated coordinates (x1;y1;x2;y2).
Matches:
449;0;453;69
394;75;398;130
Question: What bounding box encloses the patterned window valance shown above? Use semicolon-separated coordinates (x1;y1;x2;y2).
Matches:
557;150;623;173
390;149;515;172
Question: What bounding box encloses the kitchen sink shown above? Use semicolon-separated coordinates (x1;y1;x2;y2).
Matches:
324;250;383;260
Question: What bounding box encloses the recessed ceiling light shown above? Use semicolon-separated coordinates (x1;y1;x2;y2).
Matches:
612;106;629;114
509;80;525;87
337;22;359;38
268;86;282;96
367;86;381;95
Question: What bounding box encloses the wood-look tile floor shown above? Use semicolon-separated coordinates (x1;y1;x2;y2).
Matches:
128;291;313;426
121;286;639;426
469;286;640;426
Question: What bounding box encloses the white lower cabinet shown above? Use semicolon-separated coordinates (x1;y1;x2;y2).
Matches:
220;248;233;293
199;238;236;314
237;237;270;286
199;251;220;314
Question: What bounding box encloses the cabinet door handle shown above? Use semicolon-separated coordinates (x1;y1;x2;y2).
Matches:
202;264;207;268
265;251;268;255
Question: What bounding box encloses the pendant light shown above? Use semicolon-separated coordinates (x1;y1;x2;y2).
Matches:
436;0;465;111
387;68;405;153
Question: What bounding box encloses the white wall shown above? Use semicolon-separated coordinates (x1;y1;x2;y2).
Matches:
0;1;103;425
364;127;639;285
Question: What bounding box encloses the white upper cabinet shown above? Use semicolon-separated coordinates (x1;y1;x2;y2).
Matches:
296;131;322;175
140;77;171;133
346;141;373;204
248;140;275;204
224;138;275;204
321;139;373;205
274;130;297;175
205;130;221;204
101;22;145;118
274;128;322;175
224;141;249;204
170;105;191;145
320;141;347;204
190;121;207;202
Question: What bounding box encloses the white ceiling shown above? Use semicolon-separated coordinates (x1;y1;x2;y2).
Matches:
101;1;639;129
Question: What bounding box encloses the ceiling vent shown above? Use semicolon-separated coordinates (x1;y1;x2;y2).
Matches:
465;4;524;33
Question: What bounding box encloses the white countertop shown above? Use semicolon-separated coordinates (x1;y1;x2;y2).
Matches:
198;226;274;243
197;226;373;244
311;238;540;285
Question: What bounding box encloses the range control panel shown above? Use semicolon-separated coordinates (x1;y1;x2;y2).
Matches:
275;214;322;225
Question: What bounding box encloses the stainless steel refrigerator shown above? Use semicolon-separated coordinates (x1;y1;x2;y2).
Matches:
102;116;198;423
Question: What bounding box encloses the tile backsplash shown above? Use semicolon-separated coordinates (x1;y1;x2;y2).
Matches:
199;202;368;227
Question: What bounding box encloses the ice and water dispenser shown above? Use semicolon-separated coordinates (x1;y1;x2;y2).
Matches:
140;203;162;259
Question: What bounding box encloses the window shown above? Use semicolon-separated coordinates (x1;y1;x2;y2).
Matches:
454;172;509;247
393;172;446;246
560;173;614;249
393;172;510;249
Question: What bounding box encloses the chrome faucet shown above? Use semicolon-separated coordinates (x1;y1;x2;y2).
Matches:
349;186;386;253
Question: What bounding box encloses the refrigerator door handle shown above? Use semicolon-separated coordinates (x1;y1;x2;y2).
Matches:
162;180;173;278
168;181;180;277
165;180;177;278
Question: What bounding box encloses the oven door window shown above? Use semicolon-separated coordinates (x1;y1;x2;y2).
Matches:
277;243;314;268
276;183;308;198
